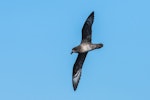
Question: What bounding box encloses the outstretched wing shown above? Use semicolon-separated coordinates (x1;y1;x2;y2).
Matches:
72;52;88;91
81;11;94;43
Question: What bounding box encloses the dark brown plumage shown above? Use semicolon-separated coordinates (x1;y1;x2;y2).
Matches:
71;11;103;91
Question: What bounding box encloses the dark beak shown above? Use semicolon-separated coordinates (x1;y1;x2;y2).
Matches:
71;51;73;54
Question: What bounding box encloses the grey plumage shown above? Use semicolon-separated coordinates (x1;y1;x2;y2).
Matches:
71;11;103;91
72;52;87;90
81;11;94;43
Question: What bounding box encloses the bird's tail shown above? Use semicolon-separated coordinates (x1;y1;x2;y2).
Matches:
95;43;103;49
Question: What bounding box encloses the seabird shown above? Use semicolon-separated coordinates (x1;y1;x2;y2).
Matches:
71;11;103;91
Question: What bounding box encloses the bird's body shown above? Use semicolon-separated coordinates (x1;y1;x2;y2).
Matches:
72;43;103;53
80;43;92;52
71;11;103;91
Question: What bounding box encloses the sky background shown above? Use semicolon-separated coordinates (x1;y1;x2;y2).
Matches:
0;0;150;100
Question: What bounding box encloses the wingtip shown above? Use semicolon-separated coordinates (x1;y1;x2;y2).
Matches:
90;11;94;17
73;84;77;91
85;11;94;25
72;68;82;91
72;79;78;91
91;11;94;15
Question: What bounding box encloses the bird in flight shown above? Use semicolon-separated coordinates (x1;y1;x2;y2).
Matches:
71;11;103;91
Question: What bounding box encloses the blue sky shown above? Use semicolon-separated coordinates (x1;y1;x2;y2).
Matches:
0;0;150;100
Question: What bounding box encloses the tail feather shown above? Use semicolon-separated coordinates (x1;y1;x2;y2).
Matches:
95;43;103;49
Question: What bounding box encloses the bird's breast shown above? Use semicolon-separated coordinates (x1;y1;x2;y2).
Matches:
80;43;92;52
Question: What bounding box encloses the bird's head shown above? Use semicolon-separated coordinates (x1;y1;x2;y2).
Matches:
71;47;78;54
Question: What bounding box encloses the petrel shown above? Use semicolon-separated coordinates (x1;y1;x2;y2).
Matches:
71;11;103;91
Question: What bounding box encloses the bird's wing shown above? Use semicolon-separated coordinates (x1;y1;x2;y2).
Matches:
72;52;88;91
81;11;94;43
